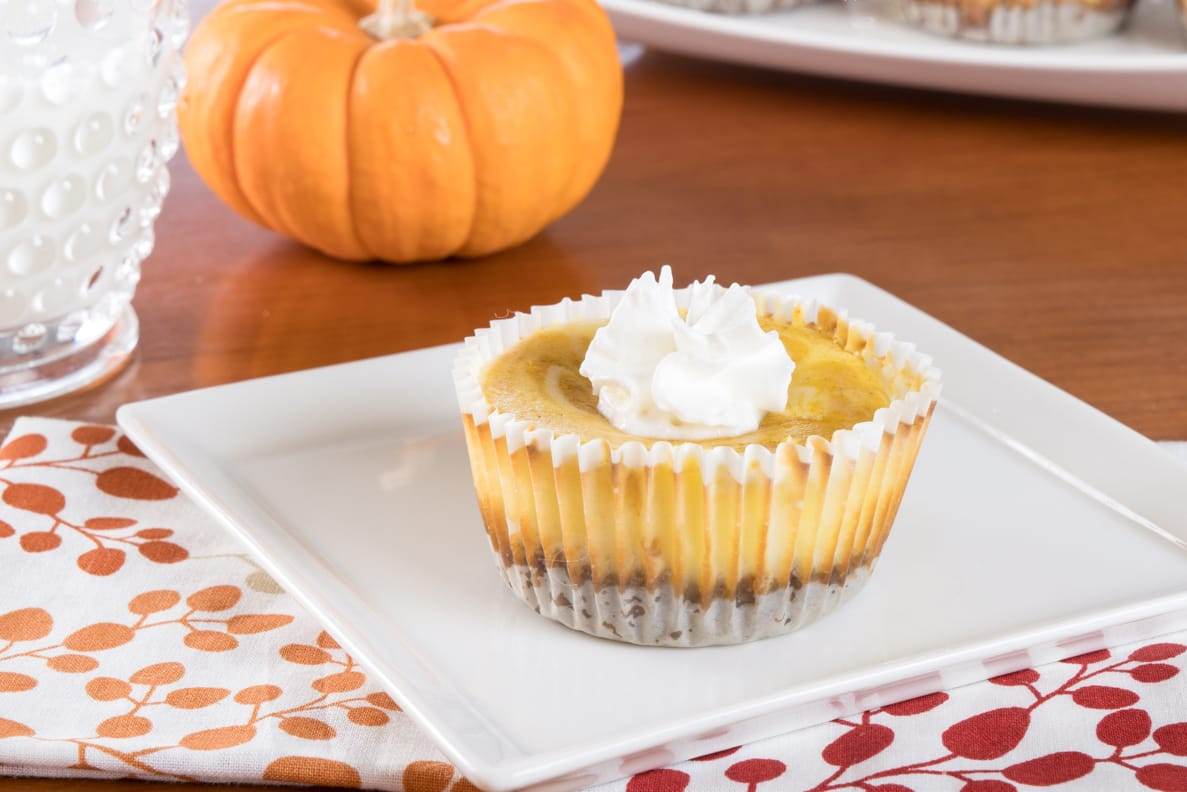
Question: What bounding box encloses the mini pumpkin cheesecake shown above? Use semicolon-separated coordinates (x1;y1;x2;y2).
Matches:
453;268;941;647
868;0;1134;44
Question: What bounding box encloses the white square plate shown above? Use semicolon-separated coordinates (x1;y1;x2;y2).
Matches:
118;275;1187;792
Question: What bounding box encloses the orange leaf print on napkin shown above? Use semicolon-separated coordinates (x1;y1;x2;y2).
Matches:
0;426;185;576
0;418;471;791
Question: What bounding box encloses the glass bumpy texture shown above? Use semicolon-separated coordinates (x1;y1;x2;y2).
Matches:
0;0;186;402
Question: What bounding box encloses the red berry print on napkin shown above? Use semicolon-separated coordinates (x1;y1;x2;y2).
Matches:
1062;648;1111;664
1003;751;1096;785
942;708;1031;760
1071;685;1140;709
627;769;690;792
1132;664;1180;683
882;691;949;716
1155;724;1187;756
1131;644;1186;662
1097;708;1153;748
990;669;1039;687
1136;763;1187;792
822;725;894;767
725;758;787;790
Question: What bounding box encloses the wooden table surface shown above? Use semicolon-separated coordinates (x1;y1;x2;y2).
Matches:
5;15;1187;792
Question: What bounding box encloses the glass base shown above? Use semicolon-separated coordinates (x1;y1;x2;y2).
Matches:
0;306;138;410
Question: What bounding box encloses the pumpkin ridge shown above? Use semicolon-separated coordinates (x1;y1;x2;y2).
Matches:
467;6;596;224
183;4;335;227
554;0;622;221
233;27;370;256
190;3;356;230
228;28;314;236
342;41;374;260
427;22;578;255
472;0;620;224
347;39;477;259
482;25;582;228
420;39;481;256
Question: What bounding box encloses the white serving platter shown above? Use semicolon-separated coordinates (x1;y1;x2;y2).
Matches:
118;274;1187;792
603;0;1187;111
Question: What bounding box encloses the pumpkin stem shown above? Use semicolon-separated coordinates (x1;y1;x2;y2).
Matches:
360;0;433;39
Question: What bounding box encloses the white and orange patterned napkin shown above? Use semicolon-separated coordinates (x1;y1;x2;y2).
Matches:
3;417;1187;792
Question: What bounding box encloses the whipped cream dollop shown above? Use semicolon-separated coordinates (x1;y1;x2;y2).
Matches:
579;266;794;440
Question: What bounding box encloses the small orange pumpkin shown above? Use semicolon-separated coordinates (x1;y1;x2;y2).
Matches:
179;0;622;262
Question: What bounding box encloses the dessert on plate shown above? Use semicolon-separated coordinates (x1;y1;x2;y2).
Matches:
864;0;1135;44
453;268;941;647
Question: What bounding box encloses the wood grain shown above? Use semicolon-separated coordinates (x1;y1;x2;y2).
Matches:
4;8;1187;792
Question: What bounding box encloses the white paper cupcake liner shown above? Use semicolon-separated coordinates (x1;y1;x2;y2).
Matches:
453;285;941;647
872;0;1133;43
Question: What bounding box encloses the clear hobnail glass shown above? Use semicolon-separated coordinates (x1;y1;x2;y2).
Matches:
0;0;186;408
